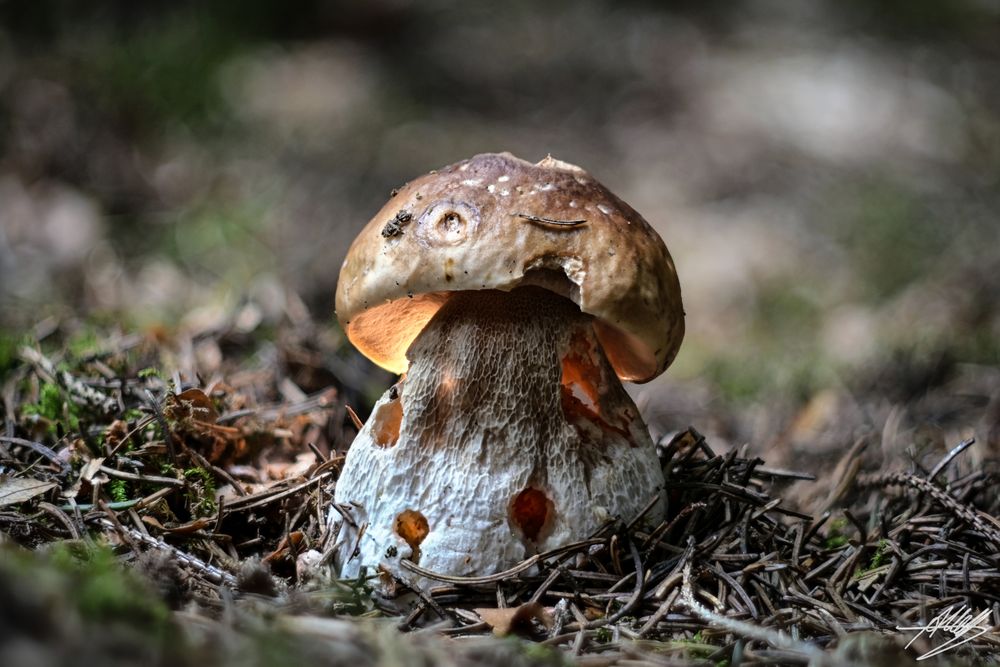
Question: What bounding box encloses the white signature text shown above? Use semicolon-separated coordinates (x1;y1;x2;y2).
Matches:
897;604;993;660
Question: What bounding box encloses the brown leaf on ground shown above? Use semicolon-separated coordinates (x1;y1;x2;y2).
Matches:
474;602;553;637
173;388;220;422
165;388;250;464
0;476;57;507
263;530;305;565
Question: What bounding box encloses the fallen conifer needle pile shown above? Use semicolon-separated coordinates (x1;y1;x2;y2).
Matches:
1;319;998;666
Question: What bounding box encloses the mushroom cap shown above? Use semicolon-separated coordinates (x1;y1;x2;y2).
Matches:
336;152;684;383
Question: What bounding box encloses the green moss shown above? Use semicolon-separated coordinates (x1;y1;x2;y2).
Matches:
184;466;217;516
826;537;849;549
22;381;81;435
330;568;377;616
854;539;891;579
67;328;100;359
869;538;890;568
0;541;191;667
49;542;170;629
0;331;26;379
108;479;130;503
24;382;62;420
824;517;850;549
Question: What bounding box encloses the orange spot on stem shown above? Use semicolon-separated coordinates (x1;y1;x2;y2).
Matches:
560;330;636;443
560;349;601;416
511;488;552;542
372;391;403;447
395;509;429;561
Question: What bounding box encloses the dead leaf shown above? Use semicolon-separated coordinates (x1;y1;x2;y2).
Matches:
141;515;166;530
376;564;399;596
177;388;219;424
81;457;106;482
266;452;316;480
263;531;305;564
164;388;250;464
103;419;130;451
474;602;553;637
0;476;57;507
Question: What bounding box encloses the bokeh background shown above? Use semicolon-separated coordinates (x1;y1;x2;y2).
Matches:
2;0;999;476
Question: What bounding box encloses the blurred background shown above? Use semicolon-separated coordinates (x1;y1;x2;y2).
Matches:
2;0;999;475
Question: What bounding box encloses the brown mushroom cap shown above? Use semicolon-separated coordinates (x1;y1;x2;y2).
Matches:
336;152;684;383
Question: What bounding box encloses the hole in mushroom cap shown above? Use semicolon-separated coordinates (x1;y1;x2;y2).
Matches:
416;200;479;247
520;264;582;306
372;384;404;447
440;211;463;235
510;487;553;543
394;509;429;562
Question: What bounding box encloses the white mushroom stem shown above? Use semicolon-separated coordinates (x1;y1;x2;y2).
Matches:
332;286;665;581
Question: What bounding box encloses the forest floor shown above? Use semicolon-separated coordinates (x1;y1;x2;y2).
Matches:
2;304;998;667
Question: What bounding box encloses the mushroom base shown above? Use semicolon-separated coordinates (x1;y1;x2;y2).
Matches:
331;287;666;582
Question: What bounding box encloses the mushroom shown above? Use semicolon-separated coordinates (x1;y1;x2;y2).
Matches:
331;152;684;581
